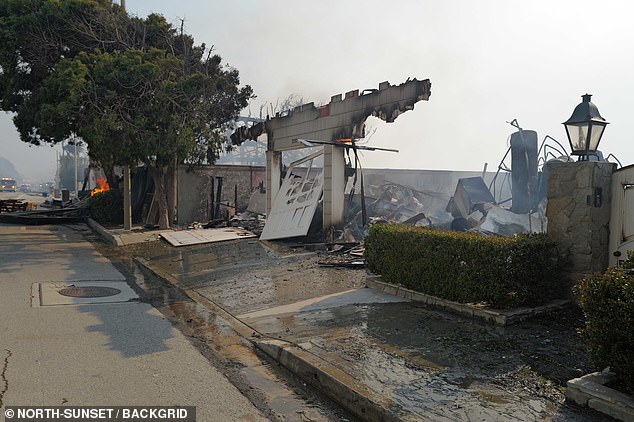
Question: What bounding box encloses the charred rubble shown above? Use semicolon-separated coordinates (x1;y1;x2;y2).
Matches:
335;127;559;242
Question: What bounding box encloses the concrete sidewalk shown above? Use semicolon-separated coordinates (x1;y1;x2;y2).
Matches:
0;223;268;421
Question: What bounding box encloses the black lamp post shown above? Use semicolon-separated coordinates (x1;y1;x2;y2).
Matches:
563;94;609;160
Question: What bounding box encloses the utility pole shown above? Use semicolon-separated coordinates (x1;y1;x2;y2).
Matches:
74;140;78;199
119;0;132;230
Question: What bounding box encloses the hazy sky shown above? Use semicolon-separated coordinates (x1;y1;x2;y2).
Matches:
2;0;633;182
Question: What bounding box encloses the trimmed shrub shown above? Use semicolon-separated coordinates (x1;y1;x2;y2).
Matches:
87;189;123;225
364;224;566;308
575;256;634;394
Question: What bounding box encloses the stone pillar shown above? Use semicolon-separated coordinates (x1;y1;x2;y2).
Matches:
323;144;346;236
546;161;616;280
266;150;282;215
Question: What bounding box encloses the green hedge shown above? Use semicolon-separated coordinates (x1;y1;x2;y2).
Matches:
364;224;566;309
575;256;634;394
87;189;123;225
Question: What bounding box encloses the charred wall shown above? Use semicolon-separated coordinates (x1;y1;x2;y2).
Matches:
177;164;265;225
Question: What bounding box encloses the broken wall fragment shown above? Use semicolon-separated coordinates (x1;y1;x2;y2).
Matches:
448;177;496;220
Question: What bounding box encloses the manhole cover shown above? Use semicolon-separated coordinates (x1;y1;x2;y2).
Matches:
58;286;122;298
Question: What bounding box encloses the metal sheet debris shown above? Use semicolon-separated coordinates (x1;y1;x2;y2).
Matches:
260;151;324;241
478;205;546;236
160;227;257;247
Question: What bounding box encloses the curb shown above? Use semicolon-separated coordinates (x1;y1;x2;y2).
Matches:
256;340;400;422
86;218;124;246
566;371;634;422
86;218;163;246
134;257;404;422
366;275;571;326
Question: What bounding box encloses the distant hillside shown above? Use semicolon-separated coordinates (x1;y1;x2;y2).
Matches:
0;157;20;180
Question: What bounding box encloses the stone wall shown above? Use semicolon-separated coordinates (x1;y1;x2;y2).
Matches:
177;165;265;225
546;161;616;280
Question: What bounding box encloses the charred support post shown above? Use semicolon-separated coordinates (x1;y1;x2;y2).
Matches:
266;150;282;215
210;177;215;220
323;145;346;234
234;184;238;214
215;177;223;220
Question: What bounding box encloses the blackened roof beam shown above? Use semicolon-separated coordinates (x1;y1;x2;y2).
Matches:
259;78;431;152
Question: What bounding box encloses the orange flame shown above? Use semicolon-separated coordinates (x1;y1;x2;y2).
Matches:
91;178;110;197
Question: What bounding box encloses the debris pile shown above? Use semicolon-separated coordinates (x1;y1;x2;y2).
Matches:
0;196;87;225
0;199;30;213
229;213;266;236
341;181;455;242
444;176;545;235
337;172;547;243
0;206;86;224
318;244;365;268
186;213;265;237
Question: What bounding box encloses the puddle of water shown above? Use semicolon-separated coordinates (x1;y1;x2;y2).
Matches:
475;390;511;405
